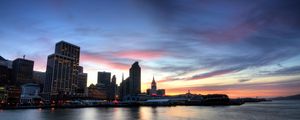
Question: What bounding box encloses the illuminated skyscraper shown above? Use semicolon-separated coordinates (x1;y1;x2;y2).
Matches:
44;41;80;99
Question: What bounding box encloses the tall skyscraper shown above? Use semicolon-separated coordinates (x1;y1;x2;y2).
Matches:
129;61;141;95
44;41;80;99
12;58;34;85
97;72;111;87
119;61;141;100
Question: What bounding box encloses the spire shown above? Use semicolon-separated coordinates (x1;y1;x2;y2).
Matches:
122;73;124;81
151;76;156;86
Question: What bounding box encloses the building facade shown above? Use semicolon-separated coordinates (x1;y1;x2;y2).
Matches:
12;58;34;85
44;41;80;100
119;61;141;100
20;83;41;105
129;62;141;95
97;72;111;86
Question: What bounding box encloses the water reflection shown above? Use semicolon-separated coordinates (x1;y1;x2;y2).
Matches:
0;101;299;120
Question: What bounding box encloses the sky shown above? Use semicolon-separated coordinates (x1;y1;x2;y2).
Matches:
1;0;300;98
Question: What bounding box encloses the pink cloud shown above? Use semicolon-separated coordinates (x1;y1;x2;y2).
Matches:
113;50;166;60
81;51;129;70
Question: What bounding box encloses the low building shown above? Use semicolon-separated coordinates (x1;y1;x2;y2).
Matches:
20;83;41;105
88;84;107;100
6;86;21;106
157;89;166;96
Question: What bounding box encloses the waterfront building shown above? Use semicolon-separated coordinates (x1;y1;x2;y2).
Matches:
119;62;141;100
6;86;21;106
129;62;141;95
12;58;34;85
157;89;166;96
20;83;41;105
0;64;10;86
44;41;80;100
146;76;165;96
150;77;157;96
88;84;107;100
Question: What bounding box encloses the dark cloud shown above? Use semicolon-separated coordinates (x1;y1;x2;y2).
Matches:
268;66;300;76
190;67;243;80
239;79;251;83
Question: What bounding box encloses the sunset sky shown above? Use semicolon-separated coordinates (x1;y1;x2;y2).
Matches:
1;0;300;98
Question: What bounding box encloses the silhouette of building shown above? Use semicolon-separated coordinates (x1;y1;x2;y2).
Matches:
0;64;11;86
108;75;117;100
12;58;34;85
33;71;46;90
150;76;157;95
157;89;165;96
129;61;141;95
97;72;111;87
119;61;141;100
88;84;107;100
146;76;165;96
77;67;88;96
44;41;80;100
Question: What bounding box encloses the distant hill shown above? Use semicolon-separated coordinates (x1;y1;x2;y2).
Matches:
273;94;300;100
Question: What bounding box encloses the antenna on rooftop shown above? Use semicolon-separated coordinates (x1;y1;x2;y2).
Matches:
23;55;26;59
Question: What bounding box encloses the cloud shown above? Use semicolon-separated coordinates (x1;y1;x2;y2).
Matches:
189;67;242;80
113;50;166;60
80;51;130;70
239;79;251;83
268;66;300;76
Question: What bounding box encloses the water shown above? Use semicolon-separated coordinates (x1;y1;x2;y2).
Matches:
0;100;299;120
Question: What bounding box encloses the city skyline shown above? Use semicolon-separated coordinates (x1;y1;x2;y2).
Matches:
1;0;300;98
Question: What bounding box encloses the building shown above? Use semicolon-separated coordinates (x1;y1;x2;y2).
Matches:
108;75;117;100
119;61;141;100
157;89;166;96
0;65;11;86
6;86;21;106
77;73;88;95
44;41;80;100
88;84;107;100
146;77;165;96
97;72;111;87
129;61;141;95
150;77;157;96
0;86;7;106
33;71;45;87
20;83;41;105
12;58;34;85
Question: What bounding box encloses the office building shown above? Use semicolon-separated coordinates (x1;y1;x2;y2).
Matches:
44;41;80;99
12;58;34;85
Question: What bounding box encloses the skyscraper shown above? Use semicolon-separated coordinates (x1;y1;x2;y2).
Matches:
97;72;111;87
119;61;141;100
12;58;34;85
44;41;80;99
129;61;141;95
108;75;117;100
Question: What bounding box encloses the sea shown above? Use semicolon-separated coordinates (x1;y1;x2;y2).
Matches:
0;100;299;120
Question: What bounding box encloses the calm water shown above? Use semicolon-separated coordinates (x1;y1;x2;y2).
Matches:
0;100;299;120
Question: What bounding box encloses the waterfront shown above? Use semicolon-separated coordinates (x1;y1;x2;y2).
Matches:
0;100;299;120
